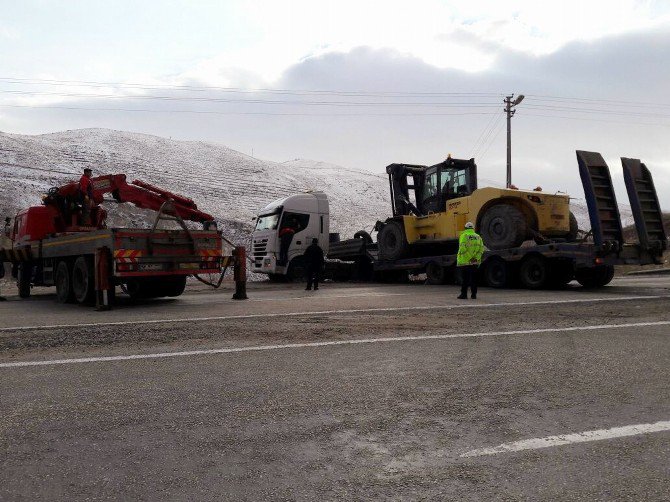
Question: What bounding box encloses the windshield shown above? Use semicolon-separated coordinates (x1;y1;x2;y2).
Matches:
255;212;281;231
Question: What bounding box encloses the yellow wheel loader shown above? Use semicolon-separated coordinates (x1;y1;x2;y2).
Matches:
376;156;578;260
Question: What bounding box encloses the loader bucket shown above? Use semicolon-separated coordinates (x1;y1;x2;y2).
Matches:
621;157;668;251
576;151;624;248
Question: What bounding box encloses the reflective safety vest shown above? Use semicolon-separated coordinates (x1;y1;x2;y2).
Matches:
457;228;485;266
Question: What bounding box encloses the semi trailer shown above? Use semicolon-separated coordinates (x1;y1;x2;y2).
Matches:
251;151;667;288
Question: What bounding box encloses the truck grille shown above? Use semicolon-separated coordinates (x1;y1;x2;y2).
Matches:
252;238;268;266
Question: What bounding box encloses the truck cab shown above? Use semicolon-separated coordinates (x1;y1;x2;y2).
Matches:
252;191;330;280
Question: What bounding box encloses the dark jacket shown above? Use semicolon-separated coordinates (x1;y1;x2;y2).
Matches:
304;243;324;269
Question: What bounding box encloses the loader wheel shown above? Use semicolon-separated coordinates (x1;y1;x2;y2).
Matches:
479;204;527;250
566;212;579;242
55;261;74;303
72;256;95;304
426;261;447;285
519;255;548;290
483;258;510;288
576;265;614;288
378;221;407;261
17;262;32;299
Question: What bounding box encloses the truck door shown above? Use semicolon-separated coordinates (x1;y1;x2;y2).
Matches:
280;211;311;261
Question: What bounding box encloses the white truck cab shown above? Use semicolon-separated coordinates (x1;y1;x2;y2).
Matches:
252;191;330;280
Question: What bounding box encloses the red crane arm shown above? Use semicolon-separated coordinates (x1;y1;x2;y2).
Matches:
55;174;215;224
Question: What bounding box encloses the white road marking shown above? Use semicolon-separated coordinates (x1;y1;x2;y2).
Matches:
1;320;669;369
0;295;665;333
461;420;670;458
245;292;409;302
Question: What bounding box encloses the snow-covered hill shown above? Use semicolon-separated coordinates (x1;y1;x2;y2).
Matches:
0;128;632;245
0;129;390;244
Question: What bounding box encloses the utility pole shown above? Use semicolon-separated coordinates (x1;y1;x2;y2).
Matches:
504;94;524;188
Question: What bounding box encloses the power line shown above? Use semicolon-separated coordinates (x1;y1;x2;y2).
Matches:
0;103;500;117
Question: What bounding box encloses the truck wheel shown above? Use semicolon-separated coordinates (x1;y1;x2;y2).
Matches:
483;258;509;288
576;265;614;288
55;261;74;303
519;255;548;289
17;262;32;299
268;273;287;283
378;221;407;261
72;256;95;304
286;257;306;282
164;276;187;297
426;261;447;285
479;204;527;250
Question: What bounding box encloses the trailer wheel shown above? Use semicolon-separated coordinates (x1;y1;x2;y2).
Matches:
519;255;548;289
426;261;447;285
378;221;407;261
72;256;95;304
483;258;510;288
17;262;32;299
548;259;575;288
479;204;527;250
576;265;614;288
55;261;74;303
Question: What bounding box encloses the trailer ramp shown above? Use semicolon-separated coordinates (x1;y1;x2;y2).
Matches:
576;151;624;248
621;157;668;252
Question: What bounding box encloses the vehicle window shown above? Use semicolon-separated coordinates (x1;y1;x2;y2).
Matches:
422;170;438;203
442;168;469;197
281;212;310;233
255;212;280;231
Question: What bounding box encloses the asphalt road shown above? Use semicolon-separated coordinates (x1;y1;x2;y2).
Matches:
1;276;669;500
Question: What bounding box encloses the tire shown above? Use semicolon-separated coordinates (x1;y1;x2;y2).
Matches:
17;262;32;299
267;273;287;283
378;221;407;261
483;258;509;288
576;265;615;288
72;256;95;304
426;261;446;285
519;255;548;289
164;276;187;297
286;257;306;282
566;212;579;242
55;261;74;303
547;259;575;289
353;230;373;245
479;204;528;250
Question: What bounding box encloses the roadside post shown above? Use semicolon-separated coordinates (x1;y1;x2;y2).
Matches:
232;246;248;300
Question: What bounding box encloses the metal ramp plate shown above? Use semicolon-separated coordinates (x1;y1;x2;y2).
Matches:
621;157;668;250
576;151;624;247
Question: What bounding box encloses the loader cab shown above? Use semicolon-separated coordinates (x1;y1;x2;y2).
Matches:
388;157;477;216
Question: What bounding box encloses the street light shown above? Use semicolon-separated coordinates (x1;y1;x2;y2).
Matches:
504;94;524;188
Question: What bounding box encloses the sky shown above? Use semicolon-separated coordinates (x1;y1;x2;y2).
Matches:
1;0;670;207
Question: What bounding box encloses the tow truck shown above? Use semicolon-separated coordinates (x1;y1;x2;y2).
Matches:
1;173;241;307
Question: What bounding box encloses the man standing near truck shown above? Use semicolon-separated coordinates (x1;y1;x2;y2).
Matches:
304;238;324;291
457;221;485;300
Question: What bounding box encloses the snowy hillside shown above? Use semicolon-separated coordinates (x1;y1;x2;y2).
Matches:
0;128;632;246
0;129;390;244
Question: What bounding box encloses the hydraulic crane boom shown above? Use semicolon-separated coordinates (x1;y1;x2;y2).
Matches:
50;174;215;225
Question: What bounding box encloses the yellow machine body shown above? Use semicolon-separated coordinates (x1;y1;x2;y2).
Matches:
401;187;571;244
